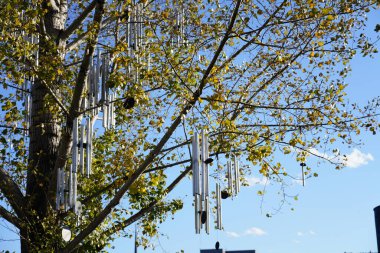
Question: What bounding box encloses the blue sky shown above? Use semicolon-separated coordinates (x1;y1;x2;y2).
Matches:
106;10;380;253
1;8;380;253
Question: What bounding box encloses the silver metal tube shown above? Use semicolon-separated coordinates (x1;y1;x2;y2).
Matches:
233;156;238;195
227;161;233;195
95;49;100;105
192;133;200;196
205;197;210;234
68;165;73;208
56;168;63;210
201;130;206;200
73;171;77;212
72;118;78;173
64;171;70;211
195;194;201;234
101;54;107;103
236;160;240;193
86;117;92;177
79;122;85;174
216;183;221;229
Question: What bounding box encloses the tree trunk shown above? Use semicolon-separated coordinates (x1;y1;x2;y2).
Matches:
23;1;67;251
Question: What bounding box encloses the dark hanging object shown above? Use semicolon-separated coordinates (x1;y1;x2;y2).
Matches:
374;206;380;253
106;79;117;89
215;241;220;250
221;190;230;199
300;162;306;167
123;97;135;109
201;210;207;224
204;157;213;164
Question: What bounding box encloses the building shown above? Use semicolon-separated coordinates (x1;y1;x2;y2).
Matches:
200;249;255;253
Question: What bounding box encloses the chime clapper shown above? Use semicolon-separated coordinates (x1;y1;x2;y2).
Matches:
221;190;230;199
215;241;220;250
201;211;207;224
204;157;213;164
300;162;306;186
124;97;136;109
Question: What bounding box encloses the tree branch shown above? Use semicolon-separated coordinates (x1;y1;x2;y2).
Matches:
60;0;97;41
0;205;21;229
0;167;25;220
66;14;115;52
77;166;192;251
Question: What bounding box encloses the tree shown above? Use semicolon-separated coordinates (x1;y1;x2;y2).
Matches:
0;0;379;252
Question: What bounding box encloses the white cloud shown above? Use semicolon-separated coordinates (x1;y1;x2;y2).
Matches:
344;149;374;168
308;148;373;169
226;231;240;238
225;227;267;238
297;232;303;236
309;230;316;235
246;176;269;186
244;227;267;236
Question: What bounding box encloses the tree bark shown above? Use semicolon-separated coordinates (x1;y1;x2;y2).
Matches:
23;1;67;251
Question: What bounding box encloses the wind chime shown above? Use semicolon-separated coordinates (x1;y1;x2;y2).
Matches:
53;1;188;214
192;130;212;234
55;48;115;213
192;131;241;233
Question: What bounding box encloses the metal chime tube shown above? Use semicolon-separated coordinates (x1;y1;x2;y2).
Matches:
95;49;100;106
216;183;222;230
72;118;78;173
68;165;73;208
72;167;77;212
201;130;206;200
205;196;210;234
101;53;107;103
64;171;70;211
111;93;115;127
192;133;200;195
86;117;92;177
56;168;64;210
89;56;95;115
136;3;141;49
71;118;78;210
79;122;85;174
301;166;305;186
227;160;233;195
194;194;201;234
236;159;240;193
233;156;239;195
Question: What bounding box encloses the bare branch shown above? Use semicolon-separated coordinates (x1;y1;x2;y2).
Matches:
0;205;21;229
78;166;192;251
0;167;25;220
66;15;116;52
60;0;97;41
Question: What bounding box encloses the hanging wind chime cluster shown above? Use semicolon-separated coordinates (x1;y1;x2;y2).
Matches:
192;131;241;234
53;1;188;214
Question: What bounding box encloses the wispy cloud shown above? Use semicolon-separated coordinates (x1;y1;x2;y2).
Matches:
246;176;269;186
309;148;374;168
225;231;240;238
296;230;316;237
244;227;267;236
225;227;267;238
